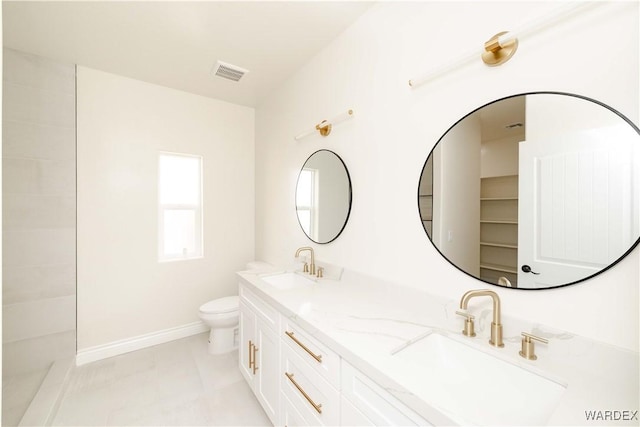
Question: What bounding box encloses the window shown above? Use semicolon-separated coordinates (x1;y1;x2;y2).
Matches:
158;152;203;261
296;168;317;237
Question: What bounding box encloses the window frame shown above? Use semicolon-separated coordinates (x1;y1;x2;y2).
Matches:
158;151;204;262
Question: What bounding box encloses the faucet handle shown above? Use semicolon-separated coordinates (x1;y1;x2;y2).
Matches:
519;332;549;360
303;262;309;273
455;310;475;320
316;267;324;278
455;310;476;337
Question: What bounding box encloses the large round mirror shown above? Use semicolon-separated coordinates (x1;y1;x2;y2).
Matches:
296;149;352;244
418;92;640;289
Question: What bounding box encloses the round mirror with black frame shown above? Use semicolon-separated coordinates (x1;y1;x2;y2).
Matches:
418;92;640;290
296;149;352;244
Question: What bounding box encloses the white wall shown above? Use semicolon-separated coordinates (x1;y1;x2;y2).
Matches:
480;134;521;178
255;1;640;351
77;67;254;351
434;114;481;276
2;48;76;377
527;93;632;137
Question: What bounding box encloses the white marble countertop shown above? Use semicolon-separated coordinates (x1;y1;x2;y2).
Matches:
237;267;639;426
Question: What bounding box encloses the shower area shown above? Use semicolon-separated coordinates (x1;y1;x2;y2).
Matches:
2;48;76;426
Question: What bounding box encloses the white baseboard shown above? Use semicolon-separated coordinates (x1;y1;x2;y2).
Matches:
76;321;208;366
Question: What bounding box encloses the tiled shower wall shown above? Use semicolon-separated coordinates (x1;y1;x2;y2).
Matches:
2;48;76;377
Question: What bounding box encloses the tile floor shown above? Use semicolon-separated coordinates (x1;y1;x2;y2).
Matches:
51;333;271;426
2;367;50;426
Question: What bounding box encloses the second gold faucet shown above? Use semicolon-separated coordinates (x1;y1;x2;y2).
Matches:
295;246;315;276
459;289;504;347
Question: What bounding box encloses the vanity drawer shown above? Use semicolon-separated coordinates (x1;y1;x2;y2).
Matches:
281;317;341;389
341;361;432;426
239;284;279;331
281;391;313;427
282;342;340;426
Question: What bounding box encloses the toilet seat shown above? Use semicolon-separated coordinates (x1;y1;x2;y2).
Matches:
199;296;239;314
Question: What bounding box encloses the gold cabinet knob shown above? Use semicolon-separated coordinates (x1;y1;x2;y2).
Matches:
519;332;549;360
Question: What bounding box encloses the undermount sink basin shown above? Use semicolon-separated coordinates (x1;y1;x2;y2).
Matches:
260;272;315;290
392;333;566;426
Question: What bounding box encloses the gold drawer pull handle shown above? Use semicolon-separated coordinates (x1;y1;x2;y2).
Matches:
248;340;254;370
253;345;259;374
285;372;323;414
285;331;323;363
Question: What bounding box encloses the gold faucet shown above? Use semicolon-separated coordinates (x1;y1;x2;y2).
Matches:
460;289;504;347
295;247;315;275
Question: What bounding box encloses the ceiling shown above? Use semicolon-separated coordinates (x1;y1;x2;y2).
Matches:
478;95;526;141
3;1;373;107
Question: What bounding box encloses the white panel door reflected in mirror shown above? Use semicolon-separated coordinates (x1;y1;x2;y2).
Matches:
296;150;352;244
418;92;640;290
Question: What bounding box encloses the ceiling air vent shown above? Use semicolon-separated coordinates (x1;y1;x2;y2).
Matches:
505;122;523;129
212;60;249;82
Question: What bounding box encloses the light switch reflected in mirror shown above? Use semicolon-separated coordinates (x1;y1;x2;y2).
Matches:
296;149;352;244
418;92;640;290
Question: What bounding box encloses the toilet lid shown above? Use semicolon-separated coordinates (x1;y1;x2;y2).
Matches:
199;296;239;314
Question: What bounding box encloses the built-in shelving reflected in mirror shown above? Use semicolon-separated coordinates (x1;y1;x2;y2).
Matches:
296;150;352;244
418;92;640;289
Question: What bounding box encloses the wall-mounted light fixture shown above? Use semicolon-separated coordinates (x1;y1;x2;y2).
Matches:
481;31;518;67
295;109;354;141
408;2;600;88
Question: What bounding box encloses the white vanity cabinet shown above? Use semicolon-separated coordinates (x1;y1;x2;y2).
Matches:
239;284;280;425
239;278;432;426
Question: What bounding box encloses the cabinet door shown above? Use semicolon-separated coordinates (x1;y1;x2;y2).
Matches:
341;361;432;426
239;301;256;384
255;318;280;425
341;396;374;426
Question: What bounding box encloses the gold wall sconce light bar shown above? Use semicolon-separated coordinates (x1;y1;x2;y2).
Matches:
408;2;600;89
295;109;354;141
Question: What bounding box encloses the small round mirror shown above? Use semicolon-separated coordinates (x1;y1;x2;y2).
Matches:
296;150;352;244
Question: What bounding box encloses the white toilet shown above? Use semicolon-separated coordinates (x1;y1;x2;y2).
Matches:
199;261;272;355
199;296;240;355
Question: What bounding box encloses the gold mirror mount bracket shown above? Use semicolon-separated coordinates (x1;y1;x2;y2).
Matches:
316;120;332;137
482;31;519;66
